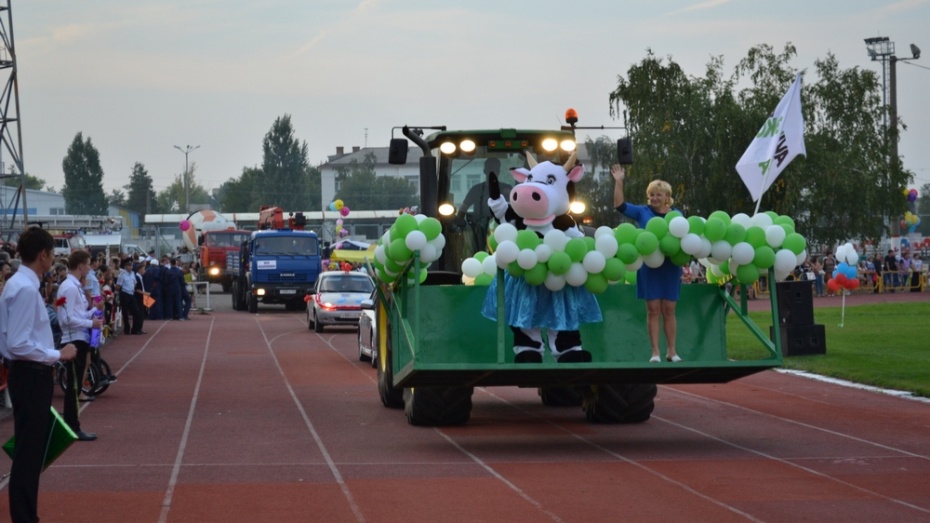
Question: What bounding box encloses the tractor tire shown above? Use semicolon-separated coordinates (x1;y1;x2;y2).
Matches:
377;307;403;409
582;383;657;424
538;386;584;407
403;387;474;426
247;293;258;314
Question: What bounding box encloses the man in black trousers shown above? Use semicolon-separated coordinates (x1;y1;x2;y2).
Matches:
0;227;78;523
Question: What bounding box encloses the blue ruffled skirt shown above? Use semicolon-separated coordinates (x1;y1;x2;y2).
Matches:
481;274;602;331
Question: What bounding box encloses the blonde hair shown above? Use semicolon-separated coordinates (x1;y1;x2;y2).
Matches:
646;180;674;207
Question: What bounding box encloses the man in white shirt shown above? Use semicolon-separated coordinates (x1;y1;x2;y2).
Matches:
0;227;78;523
57;250;104;441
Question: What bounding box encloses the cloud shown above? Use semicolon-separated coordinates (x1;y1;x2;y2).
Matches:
667;0;732;16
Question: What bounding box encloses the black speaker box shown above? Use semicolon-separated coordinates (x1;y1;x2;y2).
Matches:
770;324;826;356
776;280;814;326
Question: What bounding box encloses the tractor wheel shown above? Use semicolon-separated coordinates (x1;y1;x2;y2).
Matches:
403;387;474;426
377;304;403;409
538;386;584;407
247;293;258;314
582;383;657;424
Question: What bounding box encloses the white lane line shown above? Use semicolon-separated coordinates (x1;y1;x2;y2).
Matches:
158;316;216;523
258;316;366;523
476;388;766;523
774;368;930;404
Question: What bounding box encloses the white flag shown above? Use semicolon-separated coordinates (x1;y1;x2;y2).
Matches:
736;73;806;202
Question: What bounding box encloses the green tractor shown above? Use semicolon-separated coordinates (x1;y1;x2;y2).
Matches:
373;124;785;426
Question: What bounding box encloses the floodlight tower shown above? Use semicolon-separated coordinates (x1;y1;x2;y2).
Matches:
0;1;28;240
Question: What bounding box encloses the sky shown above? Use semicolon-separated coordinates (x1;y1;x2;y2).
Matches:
7;0;930;201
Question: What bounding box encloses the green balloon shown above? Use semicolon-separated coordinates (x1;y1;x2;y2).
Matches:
782;232;806;255
736;263;760;284
703;217;726;242
659;234;681;256
418;217;442;240
394;214;418;237
516;229;540;250
646;216;669;239
720;262;731;275
385;256;404;274
584;273;609;294
753;246;776;269
745;226;766;248
565;238;588;263
709;210;732;226
547;251;571;275
780;223;795;236
474;251;489;262
765;211;779;221
524;263;548;285
602;257;626;281
724;223;746;245
670;250;691;267
390;238;412;261
487;233;498;252
617;243;640;264
614;223;638;245
624;270;637;284
687;216;705;236
774;215;795;229
665;210;684;223
583;236;596;252
634;231;659;255
474;274;493;286
507;261;525;277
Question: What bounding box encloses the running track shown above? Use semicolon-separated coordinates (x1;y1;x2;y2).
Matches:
2;289;929;522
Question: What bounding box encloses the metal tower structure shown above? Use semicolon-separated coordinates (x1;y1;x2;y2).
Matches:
0;0;27;241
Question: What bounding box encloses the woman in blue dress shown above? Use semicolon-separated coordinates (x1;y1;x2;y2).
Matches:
611;164;683;363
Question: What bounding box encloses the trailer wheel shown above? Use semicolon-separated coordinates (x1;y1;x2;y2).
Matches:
582;384;657;424
377;305;403;408
222;281;232;293
247;293;258;314
538;386;584;407
231;282;241;310
403;387;474;426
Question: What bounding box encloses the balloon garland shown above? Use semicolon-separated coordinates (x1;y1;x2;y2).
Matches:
328;199;351;238
370;212;445;285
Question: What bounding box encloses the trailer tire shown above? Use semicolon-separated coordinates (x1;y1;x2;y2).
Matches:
582;383;657;424
221;281;231;293
247;293;258;314
538;386;584;407
403;386;474;426
231;282;241;310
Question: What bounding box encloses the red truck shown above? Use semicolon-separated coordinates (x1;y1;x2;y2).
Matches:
199;228;250;292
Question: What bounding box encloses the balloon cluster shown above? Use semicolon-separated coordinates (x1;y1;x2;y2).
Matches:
371;213;445;285
905;187;918;203
328;200;352;238
902;210;921;233
460;210;809;291
826;242;860;293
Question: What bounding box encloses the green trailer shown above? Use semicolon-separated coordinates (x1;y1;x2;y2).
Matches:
377;125;785;426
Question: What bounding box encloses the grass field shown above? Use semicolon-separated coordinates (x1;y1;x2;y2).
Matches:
726;301;930;398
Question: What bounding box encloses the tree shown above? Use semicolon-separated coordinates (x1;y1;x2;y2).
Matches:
156;163;209;214
2;172;46;191
916;182;930;237
334;152;417;210
217;166;262;212
61;132;108;214
575;136;620;227
259;115;313;210
607;44;909;248
124;162;158;216
106;189;126;208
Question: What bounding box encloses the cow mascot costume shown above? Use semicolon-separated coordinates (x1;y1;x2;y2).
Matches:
482;151;602;363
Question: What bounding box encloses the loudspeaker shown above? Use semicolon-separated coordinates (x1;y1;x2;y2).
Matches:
776;280;814;326
770;324;826;356
388;138;408;165
617;137;634;165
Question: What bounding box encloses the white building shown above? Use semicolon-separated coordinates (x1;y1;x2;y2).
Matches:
0;185;142;239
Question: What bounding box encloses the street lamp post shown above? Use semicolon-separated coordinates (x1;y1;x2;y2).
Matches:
174;144;200;213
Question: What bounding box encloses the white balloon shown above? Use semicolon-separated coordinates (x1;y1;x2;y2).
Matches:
582;251;607;274
795;248;807;265
680;233;702;255
594;234;619;258
494;223;518;243
750;213;774;228
668;216;690;238
534;243;552;263
644;250;666;268
544;272;566;291
731;213;752;229
419;243;438;263
430;233;446;251
482;255;498;276
517;249;538;270
728;258;740;277
595;226;614;238
543;229;570;251
731;242;755;265
461;274;475;285
414;214;427;223
626;257;644;271
774;248;797;274
462;258;483;278
565;263;588;286
710;264;724;277
381;230;392;246
697;238;713;259
765;225;786;248
405;230;428;251
698;257;713;268
374;245;387;265
495;240;519;265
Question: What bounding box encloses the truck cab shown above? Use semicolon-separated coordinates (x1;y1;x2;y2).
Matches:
230;228;322;313
199;229;250;292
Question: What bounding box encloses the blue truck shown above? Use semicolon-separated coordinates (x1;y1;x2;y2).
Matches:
228;210;322;313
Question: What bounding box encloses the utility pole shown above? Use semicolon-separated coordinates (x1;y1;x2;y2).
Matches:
0;1;28;238
173;144;199;213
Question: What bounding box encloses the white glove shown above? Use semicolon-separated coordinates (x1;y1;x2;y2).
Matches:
488;196;508;222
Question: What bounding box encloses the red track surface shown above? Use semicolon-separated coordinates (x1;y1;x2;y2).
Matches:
2;289;929;522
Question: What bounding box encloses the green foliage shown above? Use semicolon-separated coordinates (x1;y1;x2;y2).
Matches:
259;115;314;210
155;163;210;213
61;132;108;214
2;172;46;191
106;188;126;208
217;166;262;212
124;162;158;215
607;44;911;247
335;152;417;210
727;302;930;397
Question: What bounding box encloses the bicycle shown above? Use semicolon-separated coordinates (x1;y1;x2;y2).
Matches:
55;348;114;397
